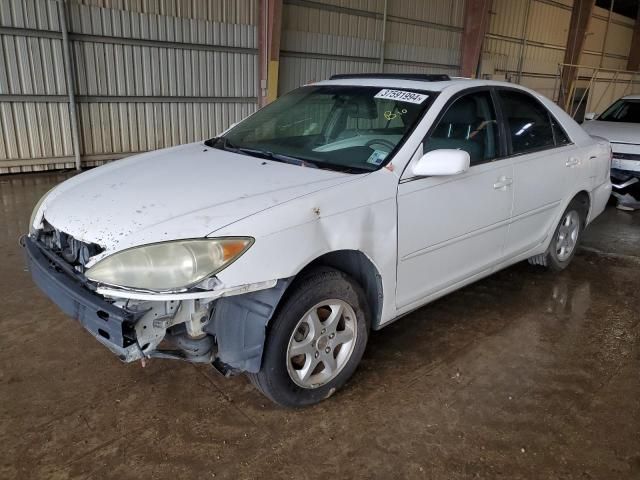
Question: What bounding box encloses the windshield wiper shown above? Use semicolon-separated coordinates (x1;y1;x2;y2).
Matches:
235;148;319;169
207;138;319;168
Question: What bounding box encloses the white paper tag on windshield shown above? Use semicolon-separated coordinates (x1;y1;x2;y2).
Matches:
374;89;428;104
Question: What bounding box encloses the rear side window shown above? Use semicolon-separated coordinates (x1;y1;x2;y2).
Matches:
499;90;555;155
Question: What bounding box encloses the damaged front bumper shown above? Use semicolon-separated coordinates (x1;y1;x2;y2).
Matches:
24;236;144;361
23;236;289;373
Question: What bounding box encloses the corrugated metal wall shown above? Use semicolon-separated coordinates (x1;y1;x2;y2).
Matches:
0;0;258;173
1;0;637;173
479;0;638;108
278;0;463;94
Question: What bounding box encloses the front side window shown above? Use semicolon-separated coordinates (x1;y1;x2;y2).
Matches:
423;90;500;166
214;86;433;172
499;90;555;155
599;99;640;123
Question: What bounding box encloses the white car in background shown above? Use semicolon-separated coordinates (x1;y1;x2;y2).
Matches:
582;95;640;208
25;74;611;407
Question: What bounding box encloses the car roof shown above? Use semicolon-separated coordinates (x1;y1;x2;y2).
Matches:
621;94;640;100
312;77;533;93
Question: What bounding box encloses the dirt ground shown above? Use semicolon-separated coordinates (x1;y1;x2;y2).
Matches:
1;172;639;480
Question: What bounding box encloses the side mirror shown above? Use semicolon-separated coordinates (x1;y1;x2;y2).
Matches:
584;112;596;121
411;149;470;177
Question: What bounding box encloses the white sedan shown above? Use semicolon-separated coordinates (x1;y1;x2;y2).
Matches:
25;75;612;406
582;95;640;208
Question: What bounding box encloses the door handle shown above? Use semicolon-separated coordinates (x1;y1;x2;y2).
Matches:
493;176;513;190
565;157;580;167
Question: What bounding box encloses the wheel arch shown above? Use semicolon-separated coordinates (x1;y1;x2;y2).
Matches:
295;249;384;329
207;249;384;375
554;190;591;231
572;189;592;224
535;189;592;258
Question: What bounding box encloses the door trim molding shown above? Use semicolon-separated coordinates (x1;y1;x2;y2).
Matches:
400;217;511;261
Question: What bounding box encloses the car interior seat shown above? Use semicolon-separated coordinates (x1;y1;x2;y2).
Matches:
424;97;484;162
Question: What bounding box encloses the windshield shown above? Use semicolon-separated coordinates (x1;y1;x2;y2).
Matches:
598;99;640;123
211;85;434;172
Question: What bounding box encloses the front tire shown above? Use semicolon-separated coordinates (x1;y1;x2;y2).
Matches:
247;267;370;407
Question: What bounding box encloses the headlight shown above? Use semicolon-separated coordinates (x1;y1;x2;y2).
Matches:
29;187;55;234
85;238;253;291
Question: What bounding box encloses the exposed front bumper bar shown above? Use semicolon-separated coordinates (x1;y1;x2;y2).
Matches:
611;168;639;190
23;236;143;361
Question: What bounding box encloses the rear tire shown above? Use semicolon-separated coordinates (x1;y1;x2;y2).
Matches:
528;197;588;271
247;267;370;407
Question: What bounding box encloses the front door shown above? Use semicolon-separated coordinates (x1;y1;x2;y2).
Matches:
396;89;513;310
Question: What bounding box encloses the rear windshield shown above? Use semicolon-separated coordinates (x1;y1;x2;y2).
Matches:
598;99;640;123
215;85;434;172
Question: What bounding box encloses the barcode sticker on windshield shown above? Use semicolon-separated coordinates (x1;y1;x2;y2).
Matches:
374;89;428;104
367;150;388;165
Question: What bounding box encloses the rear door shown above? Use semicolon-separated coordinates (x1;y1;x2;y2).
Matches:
496;89;580;258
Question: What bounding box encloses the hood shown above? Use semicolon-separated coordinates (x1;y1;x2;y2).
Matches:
42;143;354;253
582;120;640;146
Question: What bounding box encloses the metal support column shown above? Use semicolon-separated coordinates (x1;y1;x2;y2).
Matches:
517;0;533;84
460;0;491;78
57;0;81;170
258;0;283;106
599;0;614;68
379;0;387;70
627;3;640;71
559;0;596;110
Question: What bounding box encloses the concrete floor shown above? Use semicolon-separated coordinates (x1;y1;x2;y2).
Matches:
1;172;639;480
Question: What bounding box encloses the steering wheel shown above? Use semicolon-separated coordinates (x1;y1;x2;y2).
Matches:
365;139;396;152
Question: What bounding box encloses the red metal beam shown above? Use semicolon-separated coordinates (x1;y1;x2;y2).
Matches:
258;0;283;106
559;0;596;109
460;0;491;78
